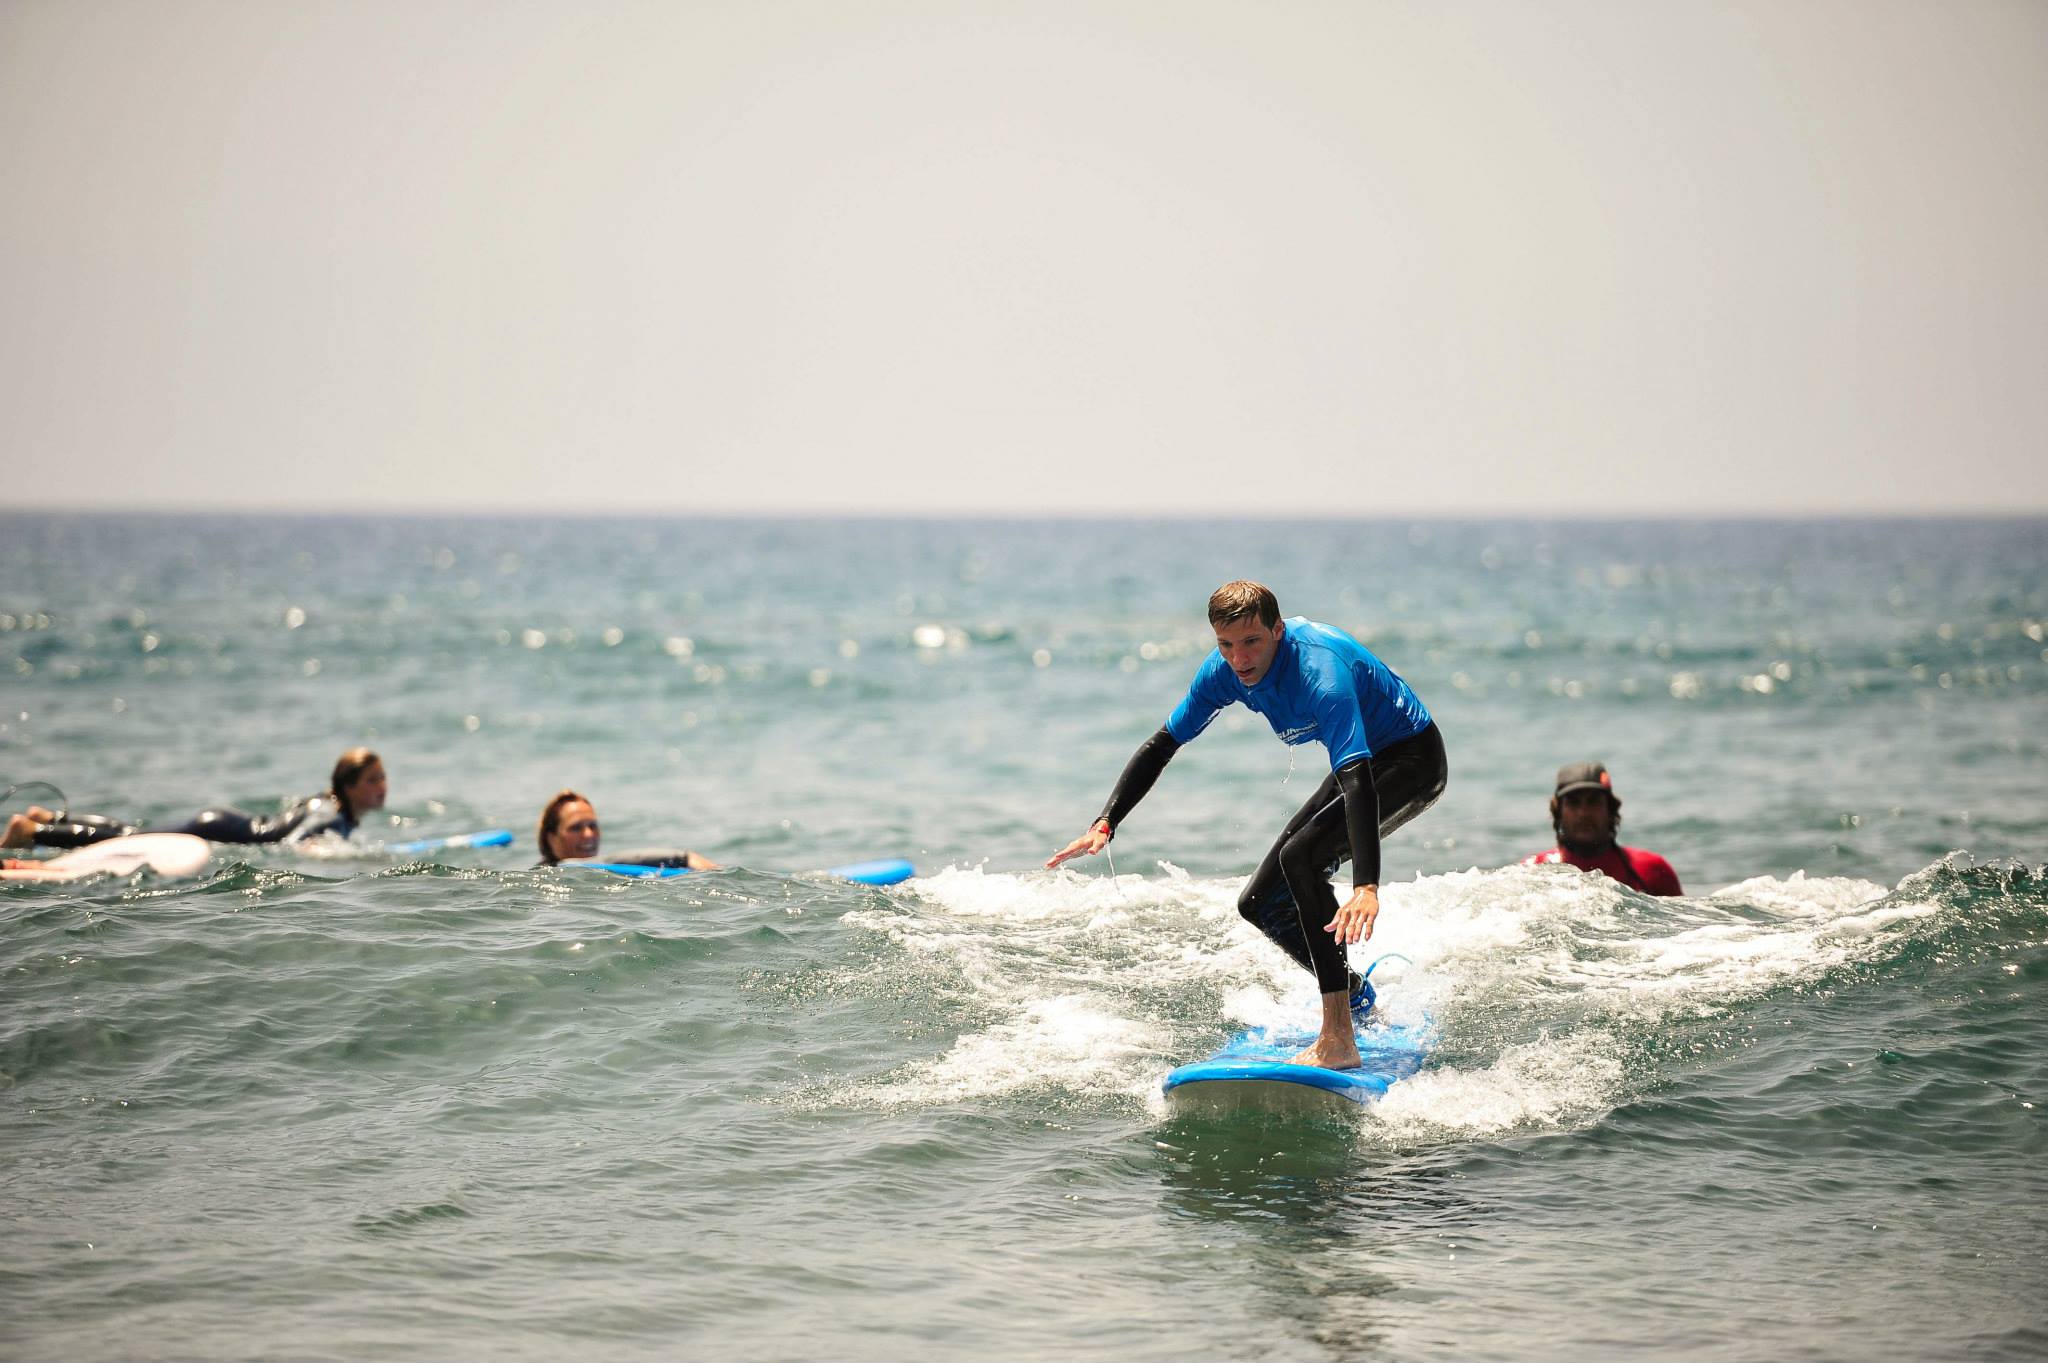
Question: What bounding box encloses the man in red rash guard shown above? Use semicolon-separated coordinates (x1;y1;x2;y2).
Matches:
1523;761;1682;896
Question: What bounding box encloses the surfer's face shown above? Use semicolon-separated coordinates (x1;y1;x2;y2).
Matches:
1214;616;1283;686
1556;789;1616;845
343;760;387;813
550;800;601;861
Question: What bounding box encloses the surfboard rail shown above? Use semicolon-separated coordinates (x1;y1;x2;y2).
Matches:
387;829;515;856
562;856;916;885
1162;1017;1434;1113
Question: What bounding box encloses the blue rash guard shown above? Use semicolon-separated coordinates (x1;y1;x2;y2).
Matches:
1165;618;1431;767
1089;616;1445;998
1095;618;1437;889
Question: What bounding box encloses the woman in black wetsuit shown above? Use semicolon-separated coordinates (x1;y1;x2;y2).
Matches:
2;748;389;850
534;789;718;870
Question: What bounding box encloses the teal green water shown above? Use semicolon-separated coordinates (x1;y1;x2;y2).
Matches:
4;515;2045;1360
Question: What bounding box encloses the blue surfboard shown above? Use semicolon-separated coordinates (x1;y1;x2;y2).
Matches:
819;858;918;886
1162;1015;1434;1115
564;856;916;886
388;829;514;856
568;861;686;877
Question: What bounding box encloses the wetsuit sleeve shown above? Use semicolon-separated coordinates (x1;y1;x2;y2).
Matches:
1095;728;1182;834
1335;758;1381;887
606;848;694;868
271;796;348;845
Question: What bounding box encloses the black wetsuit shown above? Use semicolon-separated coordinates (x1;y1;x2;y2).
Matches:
1098;722;1448;995
30;796;356;849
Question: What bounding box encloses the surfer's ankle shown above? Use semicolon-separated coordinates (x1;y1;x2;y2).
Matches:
1347;974;1377;1016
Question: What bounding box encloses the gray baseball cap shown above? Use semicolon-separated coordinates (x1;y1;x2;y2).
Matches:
1553;761;1615;798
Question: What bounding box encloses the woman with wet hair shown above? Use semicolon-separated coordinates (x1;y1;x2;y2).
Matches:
3;748;389;849
534;789;718;871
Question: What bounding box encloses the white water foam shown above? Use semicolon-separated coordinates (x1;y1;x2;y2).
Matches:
835;859;1911;1136
1372;1030;1629;1137
1393;864;1905;1022
851;994;1170;1107
835;863;1261;1108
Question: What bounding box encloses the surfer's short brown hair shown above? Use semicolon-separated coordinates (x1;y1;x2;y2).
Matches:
1207;580;1280;629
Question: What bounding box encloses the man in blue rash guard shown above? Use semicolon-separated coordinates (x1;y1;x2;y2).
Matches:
1047;581;1447;1071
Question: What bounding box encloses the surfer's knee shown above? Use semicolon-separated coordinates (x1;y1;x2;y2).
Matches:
1276;832;1333;896
1235;881;1268;925
1236;872;1294;928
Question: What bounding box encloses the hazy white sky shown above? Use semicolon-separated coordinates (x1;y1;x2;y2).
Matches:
4;1;2044;515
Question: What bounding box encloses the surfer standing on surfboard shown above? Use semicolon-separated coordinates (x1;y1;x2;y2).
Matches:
1047;581;1447;1071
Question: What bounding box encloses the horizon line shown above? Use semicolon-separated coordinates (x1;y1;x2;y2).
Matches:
9;505;2046;524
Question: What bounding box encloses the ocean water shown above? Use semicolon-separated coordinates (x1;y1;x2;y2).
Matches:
2;513;2044;1362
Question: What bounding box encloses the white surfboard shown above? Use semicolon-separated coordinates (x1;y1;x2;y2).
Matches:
0;833;213;883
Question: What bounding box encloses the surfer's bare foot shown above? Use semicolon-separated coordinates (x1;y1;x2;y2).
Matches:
2;813;42;848
1291;988;1363;1069
1289;1040;1362;1071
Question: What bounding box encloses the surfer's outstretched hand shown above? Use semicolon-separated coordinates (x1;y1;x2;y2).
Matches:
1327;885;1380;944
1045;823;1111;869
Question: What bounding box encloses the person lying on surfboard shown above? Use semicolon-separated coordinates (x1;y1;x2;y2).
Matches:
1046;580;1447;1071
2;748;388;850
533;790;720;871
